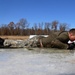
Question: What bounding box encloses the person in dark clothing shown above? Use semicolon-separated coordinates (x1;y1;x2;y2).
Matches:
0;38;11;48
37;28;75;49
0;38;5;47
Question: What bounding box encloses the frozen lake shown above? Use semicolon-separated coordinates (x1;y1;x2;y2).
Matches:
0;48;75;75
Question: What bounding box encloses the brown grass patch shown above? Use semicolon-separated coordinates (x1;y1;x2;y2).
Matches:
0;36;29;40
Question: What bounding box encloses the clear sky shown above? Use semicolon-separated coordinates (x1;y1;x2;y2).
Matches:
0;0;75;28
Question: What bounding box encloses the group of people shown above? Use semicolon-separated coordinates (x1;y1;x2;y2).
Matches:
0;28;75;50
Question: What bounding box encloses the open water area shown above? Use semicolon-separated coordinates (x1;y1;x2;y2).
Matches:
0;48;75;75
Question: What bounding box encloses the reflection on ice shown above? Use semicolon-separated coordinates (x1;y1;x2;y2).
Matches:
0;48;75;75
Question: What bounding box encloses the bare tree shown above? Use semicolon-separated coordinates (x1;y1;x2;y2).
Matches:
51;20;58;31
38;23;43;35
59;23;68;31
44;22;51;34
15;18;29;35
33;23;38;35
19;18;29;29
0;24;9;35
8;22;15;35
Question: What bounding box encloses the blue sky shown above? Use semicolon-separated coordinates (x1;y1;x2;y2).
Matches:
0;0;75;28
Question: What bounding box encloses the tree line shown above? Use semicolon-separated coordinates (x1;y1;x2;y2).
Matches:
0;18;69;35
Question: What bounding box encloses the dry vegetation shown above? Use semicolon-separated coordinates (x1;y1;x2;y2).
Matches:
0;19;68;36
0;36;29;40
